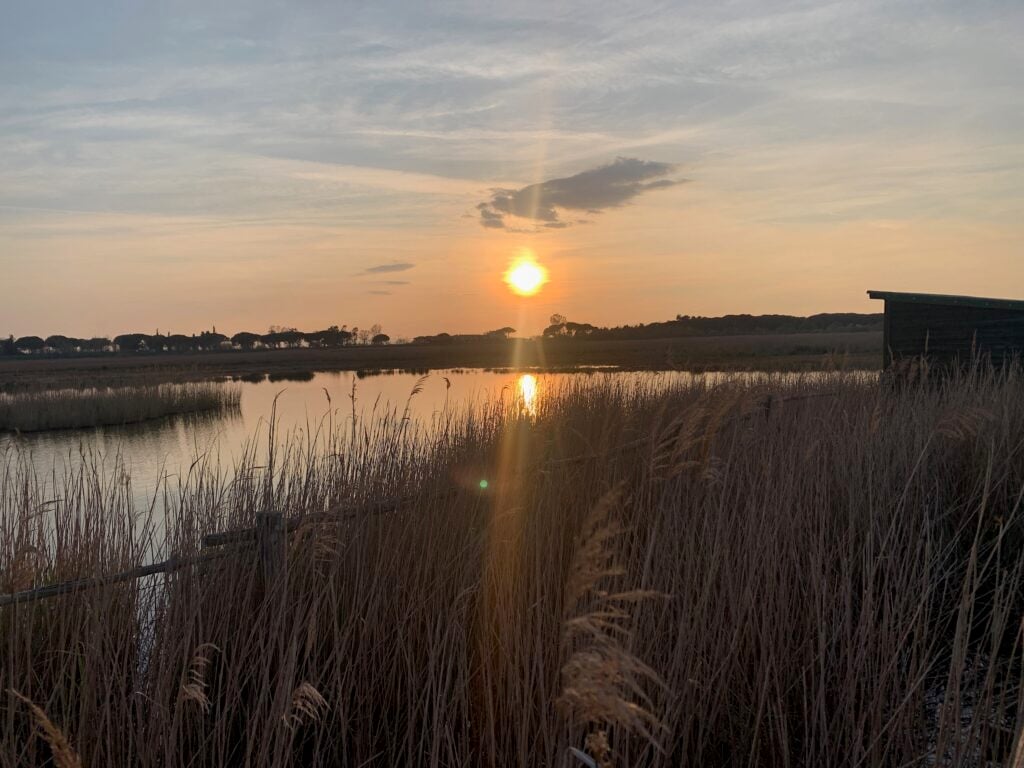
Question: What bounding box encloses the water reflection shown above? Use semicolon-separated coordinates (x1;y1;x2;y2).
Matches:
1;368;874;514
517;373;538;418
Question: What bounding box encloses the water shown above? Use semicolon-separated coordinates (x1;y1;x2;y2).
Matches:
0;368;865;509
0;369;577;497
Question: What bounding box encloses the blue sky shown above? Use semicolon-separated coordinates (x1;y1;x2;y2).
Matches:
2;0;1022;337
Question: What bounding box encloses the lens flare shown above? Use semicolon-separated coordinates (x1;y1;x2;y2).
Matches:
504;255;548;296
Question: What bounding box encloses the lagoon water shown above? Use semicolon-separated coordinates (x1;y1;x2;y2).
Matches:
0;369;618;499
0;368;867;511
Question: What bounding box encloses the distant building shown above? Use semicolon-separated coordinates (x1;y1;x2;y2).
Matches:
868;290;1024;370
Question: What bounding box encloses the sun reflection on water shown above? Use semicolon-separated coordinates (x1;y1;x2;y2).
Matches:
517;373;538;418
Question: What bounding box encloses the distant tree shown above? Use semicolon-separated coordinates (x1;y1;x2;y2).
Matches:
82;337;112;352
485;327;516;339
165;334;195;352
1;335;15;356
549;313;567;327
231;332;262;349
45;335;81;353
357;326;373;345
114;333;148;352
371;333;390;345
542;322;567;338
144;334;167;352
15;336;45;353
564;322;597;337
261;330;304;348
413;332;452;345
306;327;352;347
197;331;229;350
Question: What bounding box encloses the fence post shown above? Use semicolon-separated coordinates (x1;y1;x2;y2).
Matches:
256;512;285;591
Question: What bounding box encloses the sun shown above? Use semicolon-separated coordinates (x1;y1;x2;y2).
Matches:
504;254;548;296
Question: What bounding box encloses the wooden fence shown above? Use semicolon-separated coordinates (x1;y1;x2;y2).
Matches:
0;390;841;609
0;489;459;609
0;512;285;608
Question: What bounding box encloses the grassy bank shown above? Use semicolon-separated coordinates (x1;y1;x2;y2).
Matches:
1;370;1022;765
0;331;882;392
0;382;240;432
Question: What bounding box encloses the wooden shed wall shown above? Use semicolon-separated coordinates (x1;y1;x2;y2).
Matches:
885;300;1024;367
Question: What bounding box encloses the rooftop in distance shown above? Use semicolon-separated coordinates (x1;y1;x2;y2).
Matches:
867;291;1024;312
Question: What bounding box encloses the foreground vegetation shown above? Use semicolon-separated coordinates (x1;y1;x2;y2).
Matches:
0;382;240;432
1;369;1022;766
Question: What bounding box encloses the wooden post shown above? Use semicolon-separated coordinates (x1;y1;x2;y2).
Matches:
256;512;285;591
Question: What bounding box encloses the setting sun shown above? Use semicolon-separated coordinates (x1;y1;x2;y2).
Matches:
504;255;548;297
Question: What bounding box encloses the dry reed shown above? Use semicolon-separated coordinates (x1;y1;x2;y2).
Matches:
0;382;240;432
0;368;1022;766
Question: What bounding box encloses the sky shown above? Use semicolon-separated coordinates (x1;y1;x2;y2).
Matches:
1;0;1022;339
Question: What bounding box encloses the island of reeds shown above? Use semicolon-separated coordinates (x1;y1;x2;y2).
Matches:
1;370;1023;766
0;382;240;432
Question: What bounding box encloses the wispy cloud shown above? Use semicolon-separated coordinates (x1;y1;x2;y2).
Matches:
362;262;415;274
477;157;681;230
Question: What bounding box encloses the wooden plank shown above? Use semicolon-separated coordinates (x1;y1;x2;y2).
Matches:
885;300;1024;367
0;548;241;608
256;512;285;590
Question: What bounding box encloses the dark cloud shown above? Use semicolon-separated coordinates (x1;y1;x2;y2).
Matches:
362;262;415;274
477;157;681;231
477;205;506;228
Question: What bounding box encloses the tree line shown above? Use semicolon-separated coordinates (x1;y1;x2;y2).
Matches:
1;311;884;357
1;324;391;356
539;312;883;339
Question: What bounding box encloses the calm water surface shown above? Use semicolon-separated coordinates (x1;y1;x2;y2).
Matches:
0;368;860;508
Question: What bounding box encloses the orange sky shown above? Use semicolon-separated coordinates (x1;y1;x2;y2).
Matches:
2;2;1022;338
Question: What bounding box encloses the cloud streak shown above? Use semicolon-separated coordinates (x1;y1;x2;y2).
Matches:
477;157;681;230
362;262;415;274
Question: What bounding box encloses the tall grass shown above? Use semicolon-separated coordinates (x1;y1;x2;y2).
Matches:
0;383;241;432
1;370;1023;766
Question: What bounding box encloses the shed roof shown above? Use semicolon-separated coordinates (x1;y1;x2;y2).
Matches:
867;290;1024;312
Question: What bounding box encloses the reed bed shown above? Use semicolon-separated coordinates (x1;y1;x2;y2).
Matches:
0;383;241;432
1;370;1023;766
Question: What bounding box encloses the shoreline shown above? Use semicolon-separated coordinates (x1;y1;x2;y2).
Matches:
0;331;882;392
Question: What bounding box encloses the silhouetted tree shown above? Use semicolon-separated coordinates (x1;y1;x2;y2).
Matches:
197;331;229;350
371;333;390;345
44;335;81;353
14;336;45;353
231;332;262;349
357;326;374;345
165;335;195;352
82;337;112;352
114;334;148;352
144;334;167;352
1;335;16;355
564;322;597;337
261;330;304;348
306;327;353;347
485;327;516;339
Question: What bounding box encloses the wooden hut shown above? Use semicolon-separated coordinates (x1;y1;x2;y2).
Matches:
868;290;1024;370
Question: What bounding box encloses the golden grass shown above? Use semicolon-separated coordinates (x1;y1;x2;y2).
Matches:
8;690;82;768
0;382;240;432
0;368;1022;766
